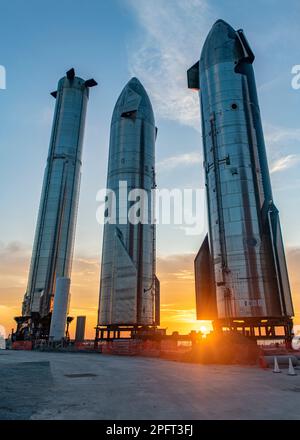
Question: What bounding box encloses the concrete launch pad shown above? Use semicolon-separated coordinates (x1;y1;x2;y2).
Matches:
1;351;300;420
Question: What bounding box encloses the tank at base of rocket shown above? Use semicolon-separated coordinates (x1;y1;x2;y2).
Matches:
14;68;97;341
98;78;160;328
188;20;294;328
49;277;71;342
75;316;86;342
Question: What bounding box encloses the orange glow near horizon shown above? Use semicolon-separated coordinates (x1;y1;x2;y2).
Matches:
0;249;299;339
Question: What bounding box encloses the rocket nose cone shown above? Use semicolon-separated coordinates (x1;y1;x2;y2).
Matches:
127;77;141;85
112;77;154;124
200;19;239;69
213;19;234;29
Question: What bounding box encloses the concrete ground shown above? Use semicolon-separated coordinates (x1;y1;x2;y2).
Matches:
0;350;300;420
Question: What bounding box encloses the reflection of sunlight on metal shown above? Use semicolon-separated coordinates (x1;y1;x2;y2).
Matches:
293;324;300;335
292;338;300;350
193;323;214;342
194;320;213;336
292;334;300;350
184;331;260;364
0;325;6;349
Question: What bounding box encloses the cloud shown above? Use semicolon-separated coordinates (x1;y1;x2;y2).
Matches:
258;75;284;93
157;253;195;282
0;241;30;257
40;106;53;125
157;151;202;172
263;123;300;178
264;124;300;146
270;154;300;174
0;241;31;289
127;0;212;129
72;256;99;279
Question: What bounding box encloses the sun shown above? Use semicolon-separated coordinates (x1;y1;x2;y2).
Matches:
197;321;213;335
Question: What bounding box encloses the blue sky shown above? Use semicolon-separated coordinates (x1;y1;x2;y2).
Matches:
0;0;300;325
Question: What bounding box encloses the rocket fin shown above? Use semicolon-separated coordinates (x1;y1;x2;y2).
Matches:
84;79;98;88
66;68;75;80
194;234;218;319
267;203;294;316
111;230;138;324
187;61;200;91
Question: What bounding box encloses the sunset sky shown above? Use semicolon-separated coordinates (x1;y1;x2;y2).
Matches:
0;0;300;338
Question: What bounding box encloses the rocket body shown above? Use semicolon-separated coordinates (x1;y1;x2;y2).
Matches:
189;21;294;320
22;69;96;321
98;78;159;326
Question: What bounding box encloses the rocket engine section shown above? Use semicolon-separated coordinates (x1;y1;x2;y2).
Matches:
188;20;294;322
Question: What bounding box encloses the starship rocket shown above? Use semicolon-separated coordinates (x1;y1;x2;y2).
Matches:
188;20;294;324
98;78;160;327
21;69;97;336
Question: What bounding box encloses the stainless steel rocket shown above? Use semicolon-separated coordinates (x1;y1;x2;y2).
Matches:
98;78;159;328
188;20;294;331
19;69;97;338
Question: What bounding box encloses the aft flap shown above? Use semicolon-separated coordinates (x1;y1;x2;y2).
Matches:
187;61;200;91
268;203;294;316
111;231;138;324
194;234;218;320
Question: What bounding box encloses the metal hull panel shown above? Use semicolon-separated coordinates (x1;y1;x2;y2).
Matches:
22;74;91;318
189;20;294;320
98;78;158;326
